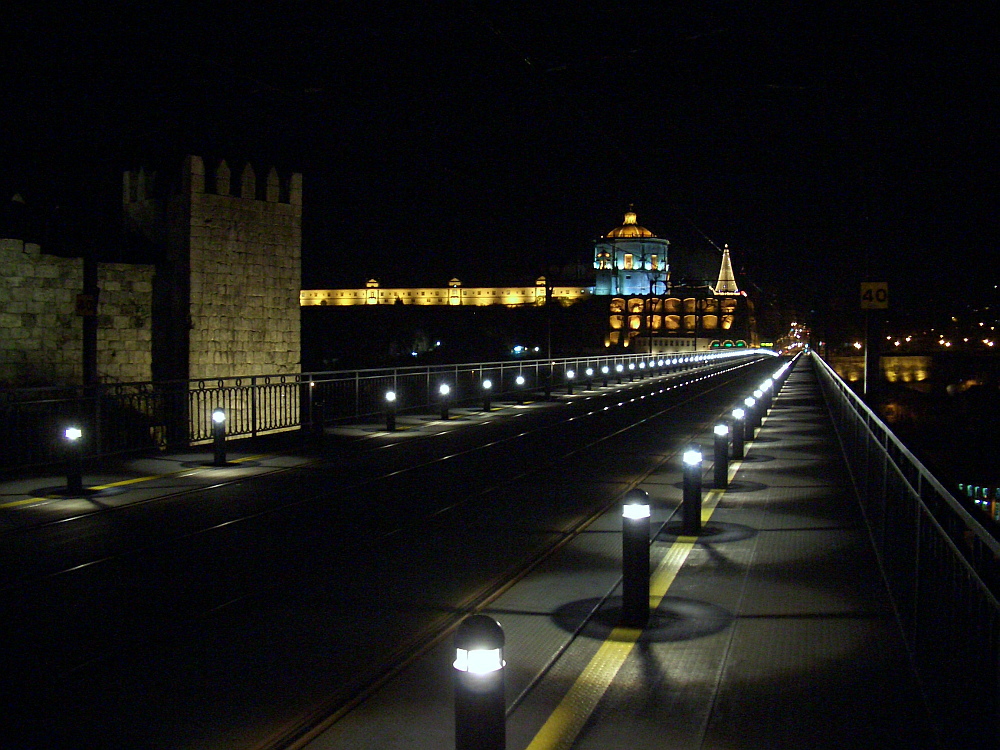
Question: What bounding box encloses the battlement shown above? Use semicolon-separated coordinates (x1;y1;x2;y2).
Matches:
123;155;302;206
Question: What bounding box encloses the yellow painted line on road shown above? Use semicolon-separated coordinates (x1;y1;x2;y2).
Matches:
525;464;737;750
0;454;272;509
0;497;55;509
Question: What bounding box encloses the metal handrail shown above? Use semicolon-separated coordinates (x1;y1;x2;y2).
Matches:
0;349;768;472
812;350;1000;744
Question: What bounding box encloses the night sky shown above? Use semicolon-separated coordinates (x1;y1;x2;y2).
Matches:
3;3;998;316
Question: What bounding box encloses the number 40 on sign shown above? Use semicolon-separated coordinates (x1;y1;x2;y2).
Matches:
860;282;888;310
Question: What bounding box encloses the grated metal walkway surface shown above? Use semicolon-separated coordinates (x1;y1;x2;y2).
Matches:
302;359;938;750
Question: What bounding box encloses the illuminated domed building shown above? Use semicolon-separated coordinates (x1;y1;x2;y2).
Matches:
594;208;670;296
299;207;757;356
596;210;756;352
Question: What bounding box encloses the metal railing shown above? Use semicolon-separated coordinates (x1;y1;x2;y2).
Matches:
812;351;1000;746
0;349;767;473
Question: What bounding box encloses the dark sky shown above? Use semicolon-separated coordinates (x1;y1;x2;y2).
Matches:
3;2;998;314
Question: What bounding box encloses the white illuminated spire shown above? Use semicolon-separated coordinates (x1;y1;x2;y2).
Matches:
714;244;739;295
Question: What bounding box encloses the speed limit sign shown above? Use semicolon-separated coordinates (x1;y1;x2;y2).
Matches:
860;282;888;310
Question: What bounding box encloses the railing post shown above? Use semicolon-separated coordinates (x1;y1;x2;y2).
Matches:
251;376;258;438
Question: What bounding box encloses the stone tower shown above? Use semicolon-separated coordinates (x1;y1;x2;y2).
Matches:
124;155;302;382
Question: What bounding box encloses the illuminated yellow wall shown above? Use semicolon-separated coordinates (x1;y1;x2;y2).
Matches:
301;283;591;307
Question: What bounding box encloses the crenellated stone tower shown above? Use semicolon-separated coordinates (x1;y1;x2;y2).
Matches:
124;155;302;382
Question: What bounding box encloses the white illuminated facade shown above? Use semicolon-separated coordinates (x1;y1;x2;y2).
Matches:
593;209;670;296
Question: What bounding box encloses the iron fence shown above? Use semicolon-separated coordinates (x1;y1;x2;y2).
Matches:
813;351;1000;747
0;349;762;473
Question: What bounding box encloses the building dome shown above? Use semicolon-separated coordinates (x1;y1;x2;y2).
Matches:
606;209;655;239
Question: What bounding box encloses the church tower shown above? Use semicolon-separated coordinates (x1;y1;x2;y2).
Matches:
714;244;740;295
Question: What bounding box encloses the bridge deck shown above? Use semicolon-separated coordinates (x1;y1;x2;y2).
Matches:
301;360;939;749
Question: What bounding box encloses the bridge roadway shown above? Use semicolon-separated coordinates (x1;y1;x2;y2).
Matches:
0;354;936;749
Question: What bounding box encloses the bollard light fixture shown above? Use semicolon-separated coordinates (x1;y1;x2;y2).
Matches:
621;488;651;627
439;383;452;420
211;408;228;466
482;379;492;390
601;365;609;374
385;390;397;403
683;447;703;466
454;614;506;750
623;501;651;519
682;443;704;535
585;367;593;377
454;644;505;674
515;374;525;386
744;396;755;408
732;407;745;421
63;424;85;494
714;423;730;489
566;369;575;380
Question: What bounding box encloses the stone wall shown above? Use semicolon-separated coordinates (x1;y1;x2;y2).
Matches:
0;239;82;386
0;240;155;386
96;263;154;383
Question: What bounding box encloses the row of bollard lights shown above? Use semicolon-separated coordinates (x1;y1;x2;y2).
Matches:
383;356;715;431
55;355;726;494
59;408;233;495
452;358;792;750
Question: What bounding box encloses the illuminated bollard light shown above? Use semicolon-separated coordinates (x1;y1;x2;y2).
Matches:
601;365;610;387
682;445;703;535
621;488;651;628
385;390;397;431
515;374;526;405
638;361;646;379
454;614;506;750
439;383;452;420
212;409;227;466
584;367;594;390
759;380;772;411
616;363;624;384
628;362;636;381
64;426;84;494
481;379;492;412
731;408;746;459
566;369;575;396
743;396;757;440
714;423;730;489
753;389;765;423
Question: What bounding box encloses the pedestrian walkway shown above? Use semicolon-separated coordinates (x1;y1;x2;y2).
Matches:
299;357;938;749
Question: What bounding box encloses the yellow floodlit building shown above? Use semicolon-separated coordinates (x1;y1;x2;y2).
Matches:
300;276;591;307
